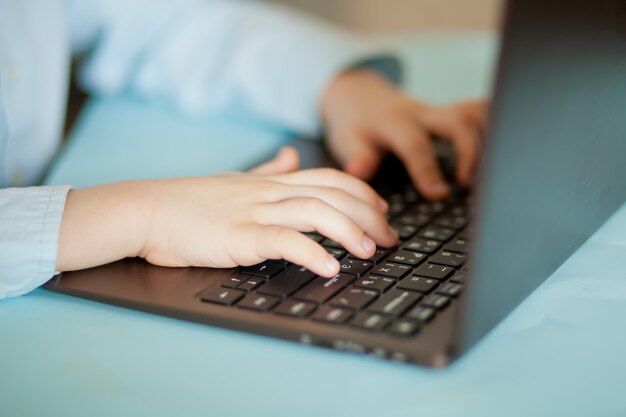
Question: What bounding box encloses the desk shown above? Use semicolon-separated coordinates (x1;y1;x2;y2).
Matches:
2;33;626;417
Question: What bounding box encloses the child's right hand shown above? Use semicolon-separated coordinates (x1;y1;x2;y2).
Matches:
57;147;398;278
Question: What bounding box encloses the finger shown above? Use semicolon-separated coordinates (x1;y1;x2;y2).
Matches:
253;225;339;277
271;167;388;212
248;146;300;175
431;121;481;186
327;129;382;181
457;100;490;138
384;121;450;200
258;190;397;247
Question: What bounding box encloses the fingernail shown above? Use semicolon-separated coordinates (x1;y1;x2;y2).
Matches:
325;256;339;275
377;198;389;212
361;235;375;254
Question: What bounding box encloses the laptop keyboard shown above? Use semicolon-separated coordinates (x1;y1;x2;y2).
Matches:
198;183;470;338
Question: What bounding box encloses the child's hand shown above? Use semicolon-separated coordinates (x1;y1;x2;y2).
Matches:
322;69;488;200
57;147;398;277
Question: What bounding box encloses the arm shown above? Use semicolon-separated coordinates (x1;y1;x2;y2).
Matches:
69;0;388;135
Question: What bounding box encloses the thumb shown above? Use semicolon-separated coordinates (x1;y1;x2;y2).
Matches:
249;146;300;175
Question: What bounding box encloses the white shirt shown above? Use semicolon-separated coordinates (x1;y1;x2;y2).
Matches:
0;0;398;298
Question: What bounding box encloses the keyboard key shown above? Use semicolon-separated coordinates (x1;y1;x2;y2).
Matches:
371;262;411;279
237;277;264;292
388;319;420;337
257;266;315;297
199;287;245;306
413;263;454;280
397;276;439;293
405;305;436;323
436;282;463;297
433;214;467;230
443;237;469;253
238;293;280;311
414;201;445;215
391;223;418;240
450;271;466;283
325;247;347;260
348;248;389;264
418;226;455;242
403;238;441;254
367;289;422;316
322;238;343;249
339;259;373;276
274;300;317;318
330;287;378;310
388;250;427;267
293;274;354;303
421;294;451;310
241;262;283;278
429;250;467;267
394;213;430;227
303;232;324;243
353;275;396;292
312;305;353;324
351;312;391;331
221;273;249;289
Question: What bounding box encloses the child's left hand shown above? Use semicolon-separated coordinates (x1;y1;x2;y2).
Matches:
321;69;488;201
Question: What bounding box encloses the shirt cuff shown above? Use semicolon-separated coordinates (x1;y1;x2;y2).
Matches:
0;185;72;299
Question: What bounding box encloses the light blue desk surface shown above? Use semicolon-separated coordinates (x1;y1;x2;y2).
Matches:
2;34;626;417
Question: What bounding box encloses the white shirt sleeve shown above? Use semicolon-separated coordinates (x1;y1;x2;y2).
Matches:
0;186;71;299
68;0;400;135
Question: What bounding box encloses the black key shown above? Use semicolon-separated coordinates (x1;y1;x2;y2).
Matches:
388;319;420;337
394;213;430;227
221;273;249;289
351;311;392;331
429;250;467;267
403;238;441;254
241;262;283;278
339;259;373;276
238;293;281;311
325;247;347;260
391;223;418;240
443;237;469;254
450;271;466;283
274;299;317;318
418;226;455;242
199;287;245;306
322;238;343;249
414;201;445;215
348;248;389;264
433;214;467;230
353;275;396;292
293;273;354;303
397;276;439;293
405;305;436;323
413;263;454;280
368;289;422;316
330;287;378;310
457;224;475;240
311;305;353;324
257;266;315;297
388;250;426;267
436;282;463;297
303;232;324;243
237;277;264;292
371;262;411;279
422;294;451;310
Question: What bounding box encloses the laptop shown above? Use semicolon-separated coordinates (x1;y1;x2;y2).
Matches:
45;0;626;367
